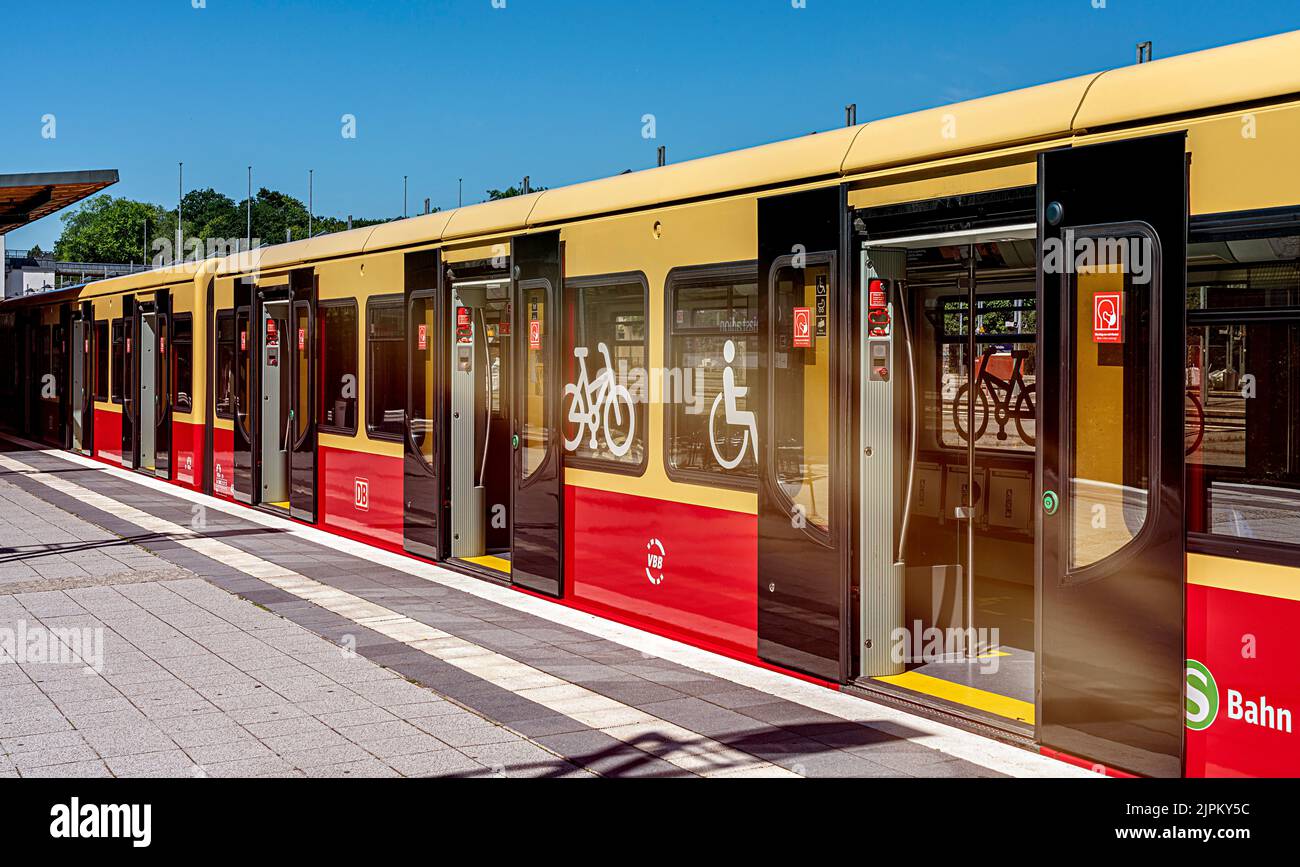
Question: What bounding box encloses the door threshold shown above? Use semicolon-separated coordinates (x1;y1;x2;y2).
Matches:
441;556;513;587
845;677;1035;745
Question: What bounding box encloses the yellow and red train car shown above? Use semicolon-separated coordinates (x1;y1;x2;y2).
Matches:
6;30;1300;777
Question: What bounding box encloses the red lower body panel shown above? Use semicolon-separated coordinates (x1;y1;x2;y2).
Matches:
565;485;757;658
1186;583;1300;777
318;445;403;551
93;408;122;465
211;426;235;500
172;418;204;490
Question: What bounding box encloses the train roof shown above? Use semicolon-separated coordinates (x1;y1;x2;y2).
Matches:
36;27;1300;299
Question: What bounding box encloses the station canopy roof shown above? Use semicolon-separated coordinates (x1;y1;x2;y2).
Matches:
0;170;118;234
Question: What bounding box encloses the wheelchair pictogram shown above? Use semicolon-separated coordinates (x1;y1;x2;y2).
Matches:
708;340;758;470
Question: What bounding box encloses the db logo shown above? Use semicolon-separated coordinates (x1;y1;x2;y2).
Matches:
792;306;812;348
354;478;370;511
645;538;666;585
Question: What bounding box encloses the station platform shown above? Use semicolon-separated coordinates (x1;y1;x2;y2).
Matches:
0;441;1088;778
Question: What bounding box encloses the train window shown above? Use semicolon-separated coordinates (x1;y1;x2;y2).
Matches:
665;264;758;487
215;311;236;419
563;273;648;472
94;320;109;402
366;296;404;441
111;320;124;404
319;301;357;434
1187;230;1300;552
173;315;193;414
1067;231;1154;571
771;255;834;532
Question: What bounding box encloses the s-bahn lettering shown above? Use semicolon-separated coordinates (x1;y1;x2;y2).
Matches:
1186;659;1292;734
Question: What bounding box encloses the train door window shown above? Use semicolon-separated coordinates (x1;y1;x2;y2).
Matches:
173;315;193;414
519;281;550;478
1187;230;1300;551
215;311;236;419
111;320;124;403
366;296;404;440
770;255;833;532
665;264;759;486
318;301;357;434
94;320;109;402
1067;230;1154;571
235;308;251;421
563;273;648;472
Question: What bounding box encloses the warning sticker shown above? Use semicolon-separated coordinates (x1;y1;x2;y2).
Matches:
1093;292;1123;344
792;306;812;348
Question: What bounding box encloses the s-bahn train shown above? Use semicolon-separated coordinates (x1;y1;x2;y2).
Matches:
6;30;1300;778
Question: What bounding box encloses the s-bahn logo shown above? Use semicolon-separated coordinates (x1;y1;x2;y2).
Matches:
1185;659;1219;732
1186;659;1293;734
354;478;370;511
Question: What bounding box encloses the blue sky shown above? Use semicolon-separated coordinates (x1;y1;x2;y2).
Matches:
6;0;1299;250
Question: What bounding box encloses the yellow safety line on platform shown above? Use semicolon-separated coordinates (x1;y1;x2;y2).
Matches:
462;554;512;575
874;670;1035;724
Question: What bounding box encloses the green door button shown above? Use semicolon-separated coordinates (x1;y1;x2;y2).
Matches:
1042;490;1059;515
512;434;520;450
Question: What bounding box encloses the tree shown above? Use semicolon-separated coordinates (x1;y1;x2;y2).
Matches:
54;195;169;264
487;183;547;201
54;188;397;263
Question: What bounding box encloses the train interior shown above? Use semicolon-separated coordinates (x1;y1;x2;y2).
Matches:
259;297;292;511
447;262;514;577
866;229;1039;734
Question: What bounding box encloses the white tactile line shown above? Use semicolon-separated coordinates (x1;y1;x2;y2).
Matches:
7;442;1095;778
0;451;794;778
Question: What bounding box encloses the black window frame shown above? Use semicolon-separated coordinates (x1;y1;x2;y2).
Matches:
110;319;125;404
365;293;405;442
93;319;109;403
172;313;194;415
319;298;359;436
1186;205;1300;569
214;309;236;421
662;261;760;491
563;271;651;477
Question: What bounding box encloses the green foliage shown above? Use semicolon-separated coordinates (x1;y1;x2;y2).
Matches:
53;188;398;264
53;196;169;264
486;183;547;201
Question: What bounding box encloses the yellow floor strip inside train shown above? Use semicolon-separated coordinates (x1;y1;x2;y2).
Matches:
461;554;512;575
873;670;1035;724
268;501;290;509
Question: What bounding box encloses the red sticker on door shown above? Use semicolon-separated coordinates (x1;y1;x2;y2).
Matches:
792;306;812;348
529;318;542;350
417;323;427;350
298;328;305;351
1093;292;1123;343
240;331;246;351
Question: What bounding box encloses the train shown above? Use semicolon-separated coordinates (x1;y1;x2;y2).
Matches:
5;29;1300;778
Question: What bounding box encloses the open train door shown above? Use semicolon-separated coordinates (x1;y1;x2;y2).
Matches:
404;250;446;560
1037;132;1187;777
510;231;564;597
289;268;317;522
232;277;256;503
153;288;171;479
121;295;138;468
72;300;94;455
756;186;853;681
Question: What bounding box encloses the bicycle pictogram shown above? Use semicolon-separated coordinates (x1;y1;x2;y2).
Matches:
953;346;1036;446
564;342;636;458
